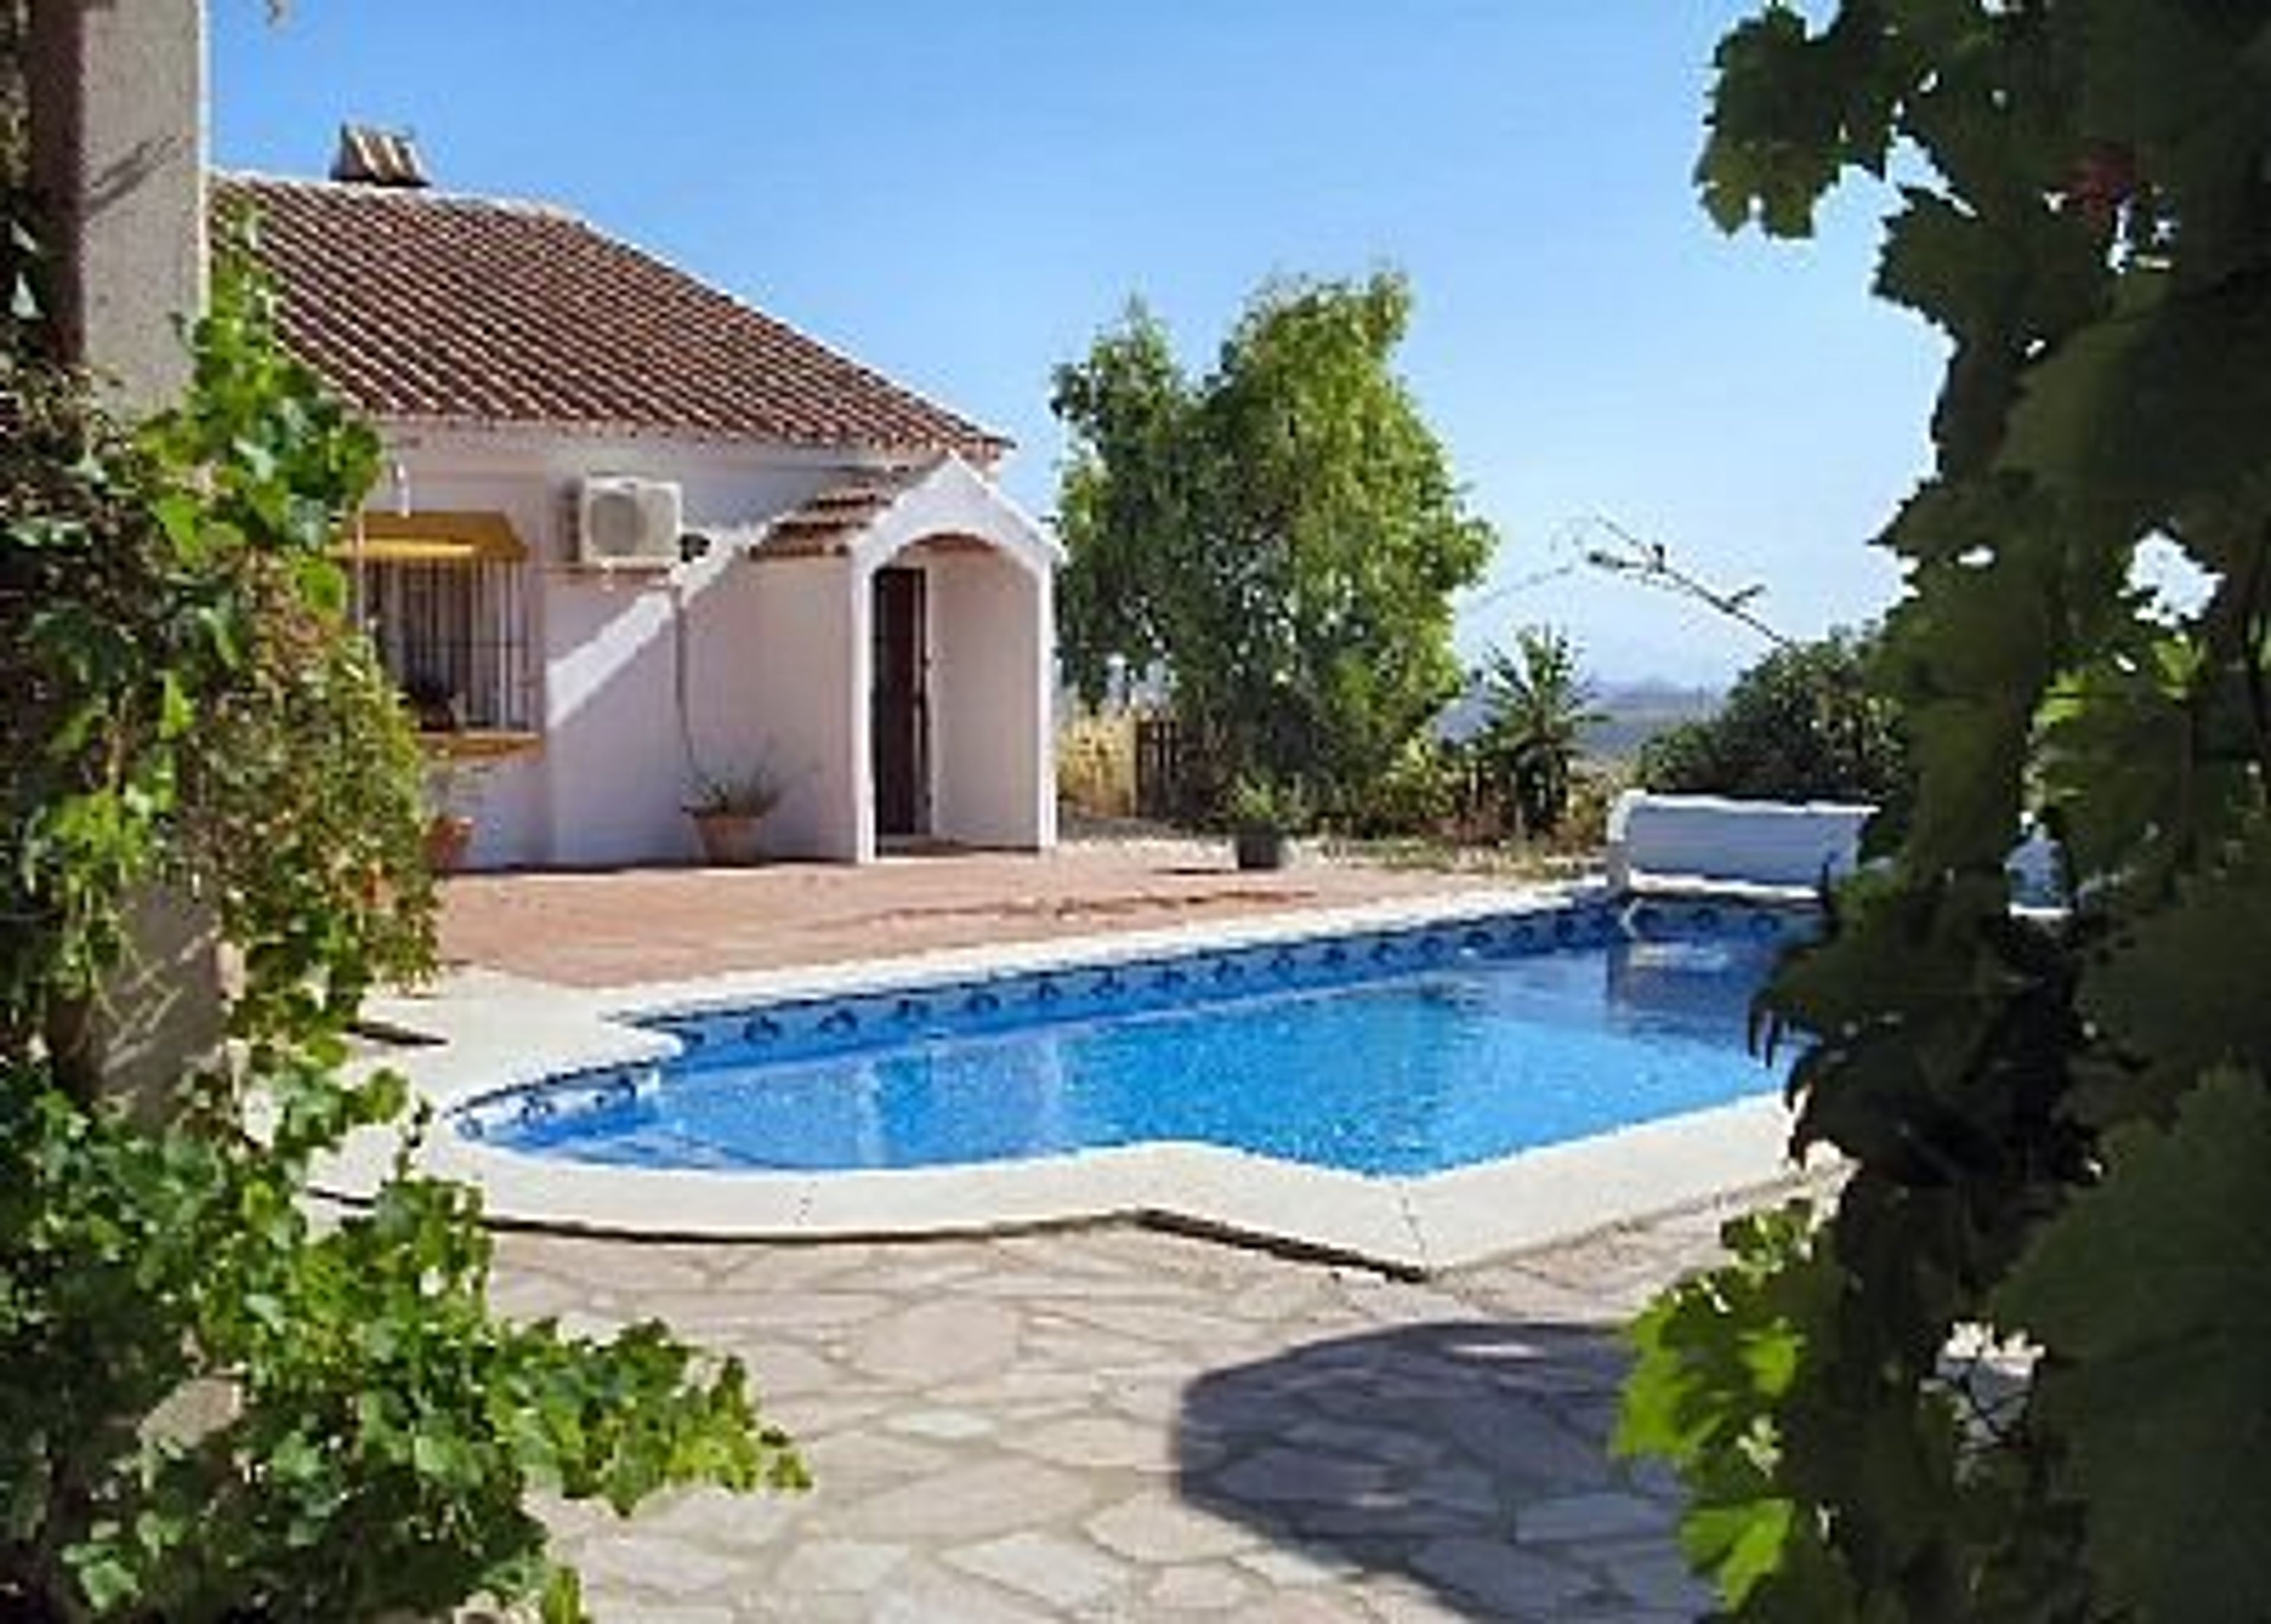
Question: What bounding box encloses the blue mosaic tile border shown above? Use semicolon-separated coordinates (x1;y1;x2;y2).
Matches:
644;900;1617;1067
458;1067;658;1145
452;895;1814;1144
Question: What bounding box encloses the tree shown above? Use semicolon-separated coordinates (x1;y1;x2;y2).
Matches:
1619;7;2271;1623
1053;272;1493;824
1636;628;1908;814
1474;625;1604;837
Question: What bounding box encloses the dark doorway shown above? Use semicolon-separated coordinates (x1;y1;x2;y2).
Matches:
871;565;929;837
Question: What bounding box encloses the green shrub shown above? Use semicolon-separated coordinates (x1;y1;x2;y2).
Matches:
1225;771;1311;834
1548;761;1626;855
1635;630;1908;816
1344;737;1464;837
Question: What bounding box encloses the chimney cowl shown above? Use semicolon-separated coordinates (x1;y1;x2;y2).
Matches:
331;123;429;188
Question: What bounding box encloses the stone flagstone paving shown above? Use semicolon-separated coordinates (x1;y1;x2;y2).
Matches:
494;1185;1801;1622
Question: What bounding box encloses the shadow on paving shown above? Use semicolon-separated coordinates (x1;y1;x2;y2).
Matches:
1176;1319;1702;1621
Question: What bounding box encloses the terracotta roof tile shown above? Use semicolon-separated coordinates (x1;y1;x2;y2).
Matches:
213;174;1008;458
754;467;921;557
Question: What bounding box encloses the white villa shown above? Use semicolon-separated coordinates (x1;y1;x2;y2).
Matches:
219;137;1060;869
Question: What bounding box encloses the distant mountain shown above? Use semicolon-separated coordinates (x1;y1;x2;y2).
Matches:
1435;675;1722;762
1593;677;1726;712
1583;678;1722;762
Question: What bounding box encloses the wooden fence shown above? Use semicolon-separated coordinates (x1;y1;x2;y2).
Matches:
1134;716;1205;822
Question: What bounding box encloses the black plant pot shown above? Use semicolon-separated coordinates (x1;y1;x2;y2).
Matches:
1234;826;1289;871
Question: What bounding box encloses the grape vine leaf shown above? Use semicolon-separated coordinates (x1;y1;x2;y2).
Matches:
2077;0;2271;287
1617;1204;1861;1614
2079;834;2271;1119
1994;1068;2271;1624
1874;189;2105;352
2004;269;2271;535
1697;5;1911;238
2034;646;2199;890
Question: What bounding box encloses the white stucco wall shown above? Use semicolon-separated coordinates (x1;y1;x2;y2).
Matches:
845;458;1063;858
927;550;1050;849
368;426;889;867
1604;792;1874;889
364;432;1056;868
537;569;687;866
740;555;862;862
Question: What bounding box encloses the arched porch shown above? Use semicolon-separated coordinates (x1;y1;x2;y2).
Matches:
741;455;1061;863
860;532;1052;853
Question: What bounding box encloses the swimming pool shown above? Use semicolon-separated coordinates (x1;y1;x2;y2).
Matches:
461;897;1806;1179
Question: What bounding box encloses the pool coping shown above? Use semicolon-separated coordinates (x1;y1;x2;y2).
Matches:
326;879;1819;1277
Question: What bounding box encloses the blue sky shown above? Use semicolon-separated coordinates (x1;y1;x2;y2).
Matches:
212;2;1943;685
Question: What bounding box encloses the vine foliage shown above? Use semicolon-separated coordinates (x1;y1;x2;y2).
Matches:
1618;5;2271;1620
2;145;800;1624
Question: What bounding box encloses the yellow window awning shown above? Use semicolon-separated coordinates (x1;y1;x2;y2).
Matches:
335;510;526;564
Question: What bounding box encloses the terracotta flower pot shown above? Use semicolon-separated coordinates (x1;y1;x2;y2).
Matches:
424;813;475;874
691;811;766;867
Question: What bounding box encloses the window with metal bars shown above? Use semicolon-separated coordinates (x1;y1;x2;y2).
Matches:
359;558;533;733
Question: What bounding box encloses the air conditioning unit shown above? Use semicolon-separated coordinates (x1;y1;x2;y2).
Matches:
576;476;683;568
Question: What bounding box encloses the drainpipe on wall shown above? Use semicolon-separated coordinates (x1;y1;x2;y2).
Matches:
27;0;222;1115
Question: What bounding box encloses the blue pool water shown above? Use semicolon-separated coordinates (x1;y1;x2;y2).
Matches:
466;902;1801;1177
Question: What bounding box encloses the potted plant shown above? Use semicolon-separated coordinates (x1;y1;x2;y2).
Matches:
1227;772;1307;872
685;764;783;866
